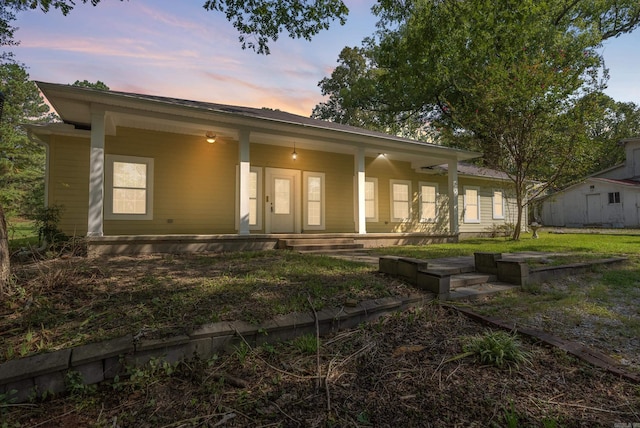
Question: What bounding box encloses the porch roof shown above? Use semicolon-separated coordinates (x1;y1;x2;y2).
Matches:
34;81;480;167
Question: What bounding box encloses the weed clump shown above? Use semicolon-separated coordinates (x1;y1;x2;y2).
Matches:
462;330;531;368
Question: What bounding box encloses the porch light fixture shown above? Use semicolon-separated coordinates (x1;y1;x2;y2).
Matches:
292;142;297;160
206;132;216;144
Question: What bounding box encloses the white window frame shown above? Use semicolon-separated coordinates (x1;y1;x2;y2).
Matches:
105;154;154;220
463;186;481;224
389;179;412;222
365;177;378;222
492;190;505;219
419;182;438;223
235;166;263;231
303;171;325;230
608;191;621;204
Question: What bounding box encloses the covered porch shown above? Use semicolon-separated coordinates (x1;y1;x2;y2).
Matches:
87;232;458;256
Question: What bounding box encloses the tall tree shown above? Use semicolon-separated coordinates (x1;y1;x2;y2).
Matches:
1;3;54;293
0;63;53;217
316;0;640;239
0;4;19;292
312;46;429;138
7;0;349;54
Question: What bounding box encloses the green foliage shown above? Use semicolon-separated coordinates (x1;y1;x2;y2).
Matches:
485;223;515;238
290;333;318;354
31;204;67;245
0;62;54;218
233;342;251;364
9;0;349;55
64;370;96;397
502;401;520;428
316;0;640;239
312;46;427;138
72;79;109;90
462;330;531;368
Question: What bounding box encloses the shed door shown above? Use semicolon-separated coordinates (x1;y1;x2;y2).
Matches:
586;194;602;225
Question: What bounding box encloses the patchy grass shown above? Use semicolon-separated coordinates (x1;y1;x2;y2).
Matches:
3;232;640;425
0;251;414;363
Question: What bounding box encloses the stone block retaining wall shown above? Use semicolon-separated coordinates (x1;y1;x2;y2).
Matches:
0;295;432;403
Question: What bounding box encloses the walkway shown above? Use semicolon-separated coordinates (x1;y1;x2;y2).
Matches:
323;250;543;300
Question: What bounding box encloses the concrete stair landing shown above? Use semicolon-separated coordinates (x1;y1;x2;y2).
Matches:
450;273;497;289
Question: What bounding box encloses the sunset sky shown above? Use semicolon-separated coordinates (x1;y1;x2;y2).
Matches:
10;0;640;117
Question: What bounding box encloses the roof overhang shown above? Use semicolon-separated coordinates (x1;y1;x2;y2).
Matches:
35;81;481;167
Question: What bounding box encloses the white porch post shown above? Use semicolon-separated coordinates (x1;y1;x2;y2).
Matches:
87;109;105;237
355;148;366;234
448;159;459;235
238;129;251;235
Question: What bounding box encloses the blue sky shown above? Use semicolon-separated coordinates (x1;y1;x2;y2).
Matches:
11;0;640;116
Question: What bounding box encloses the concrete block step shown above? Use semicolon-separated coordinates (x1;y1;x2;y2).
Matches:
450;273;497;289
287;243;364;253
282;238;357;246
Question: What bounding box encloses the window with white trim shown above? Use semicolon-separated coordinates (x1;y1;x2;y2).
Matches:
365;177;378;222
464;186;480;223
608;192;621;204
235;166;262;230
390;180;411;222
304;171;325;230
105;155;154;220
419;182;437;223
492;190;505;219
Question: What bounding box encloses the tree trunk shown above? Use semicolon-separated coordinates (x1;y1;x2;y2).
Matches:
0;203;10;294
512;185;524;241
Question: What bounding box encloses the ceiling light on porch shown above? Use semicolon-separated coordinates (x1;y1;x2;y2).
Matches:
205;132;216;144
378;153;387;158
292;142;298;160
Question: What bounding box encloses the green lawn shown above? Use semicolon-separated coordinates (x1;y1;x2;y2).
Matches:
378;231;640;259
6;218;38;250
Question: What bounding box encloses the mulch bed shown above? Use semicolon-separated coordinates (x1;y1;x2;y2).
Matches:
5;305;639;427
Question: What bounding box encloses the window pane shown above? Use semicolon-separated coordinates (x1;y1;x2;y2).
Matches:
393;183;409;202
467;204;478;220
493;191;503;217
392;183;410;220
308;201;321;226
113;188;146;214
394;202;409;219
365;181;375;200
308;176;321;201
274;178;290;214
365;200;375;218
249;172;257;199
466;189;479;221
421;185;436;220
113;162;147;188
365;181;376;219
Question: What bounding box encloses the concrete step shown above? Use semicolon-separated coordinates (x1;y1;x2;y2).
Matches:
280;238;364;253
281;238;358;246
450;273;497;289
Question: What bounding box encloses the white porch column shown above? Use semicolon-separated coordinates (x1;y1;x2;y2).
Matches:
448;159;459;235
87;109;105;237
355;148;366;234
238;129;251;235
